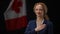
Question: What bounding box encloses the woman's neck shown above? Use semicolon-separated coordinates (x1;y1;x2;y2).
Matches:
36;16;44;21
36;16;44;26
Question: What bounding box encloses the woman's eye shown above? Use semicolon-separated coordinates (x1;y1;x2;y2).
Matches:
39;9;43;10
35;9;38;11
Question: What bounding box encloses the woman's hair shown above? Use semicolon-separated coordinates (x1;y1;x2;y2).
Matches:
33;2;49;20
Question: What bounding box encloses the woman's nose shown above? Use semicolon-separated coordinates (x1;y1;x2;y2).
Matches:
37;10;42;13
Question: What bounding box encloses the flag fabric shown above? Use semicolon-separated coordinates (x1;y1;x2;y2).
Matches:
4;0;27;31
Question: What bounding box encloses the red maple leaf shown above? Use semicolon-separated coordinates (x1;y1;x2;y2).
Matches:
12;0;23;13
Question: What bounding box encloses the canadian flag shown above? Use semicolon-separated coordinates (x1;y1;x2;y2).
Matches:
4;0;27;31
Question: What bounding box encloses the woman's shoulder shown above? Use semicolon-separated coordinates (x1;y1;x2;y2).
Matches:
45;20;53;26
28;20;36;25
26;20;36;27
29;19;35;23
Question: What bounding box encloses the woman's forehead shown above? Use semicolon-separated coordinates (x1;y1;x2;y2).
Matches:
35;5;43;9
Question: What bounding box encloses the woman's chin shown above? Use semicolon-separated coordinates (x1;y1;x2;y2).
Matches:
37;15;41;17
37;15;43;17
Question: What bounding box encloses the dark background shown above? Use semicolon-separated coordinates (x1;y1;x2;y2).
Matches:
0;0;59;34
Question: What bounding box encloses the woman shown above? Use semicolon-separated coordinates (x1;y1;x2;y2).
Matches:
25;2;53;34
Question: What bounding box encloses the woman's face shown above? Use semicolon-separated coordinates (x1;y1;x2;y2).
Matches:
34;4;44;17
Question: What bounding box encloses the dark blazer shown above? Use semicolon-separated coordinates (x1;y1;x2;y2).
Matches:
25;19;53;34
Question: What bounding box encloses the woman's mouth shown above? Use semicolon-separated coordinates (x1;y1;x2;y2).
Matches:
37;12;41;14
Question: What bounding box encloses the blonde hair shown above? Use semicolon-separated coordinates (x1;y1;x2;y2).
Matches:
33;2;49;20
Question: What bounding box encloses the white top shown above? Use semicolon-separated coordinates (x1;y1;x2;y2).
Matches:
36;19;44;27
